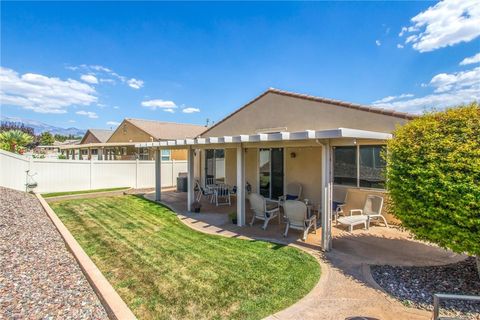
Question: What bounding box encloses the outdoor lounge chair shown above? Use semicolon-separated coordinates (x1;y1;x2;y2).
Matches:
249;193;279;230
278;183;302;204
337;194;388;231
283;200;316;240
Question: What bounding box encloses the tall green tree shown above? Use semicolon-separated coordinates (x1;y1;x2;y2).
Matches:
39;131;55;145
386;103;480;275
0;130;34;154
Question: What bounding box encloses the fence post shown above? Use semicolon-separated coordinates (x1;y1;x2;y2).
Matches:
171;159;175;187
135;159;139;189
89;158;93;190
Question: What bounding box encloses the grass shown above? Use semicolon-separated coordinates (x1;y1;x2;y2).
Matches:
51;195;320;320
42;187;129;198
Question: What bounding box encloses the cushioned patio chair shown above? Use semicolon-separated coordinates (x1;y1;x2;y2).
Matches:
337;194;388;231
283;200;316;241
278;183;303;204
249;193;279;230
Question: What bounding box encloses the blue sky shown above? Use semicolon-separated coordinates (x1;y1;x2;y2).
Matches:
1;1;479;130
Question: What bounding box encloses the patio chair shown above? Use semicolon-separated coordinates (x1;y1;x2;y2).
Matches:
195;180;214;202
249;193;279;230
279;183;302;203
213;184;231;206
337;195;388;231
283;200;316;241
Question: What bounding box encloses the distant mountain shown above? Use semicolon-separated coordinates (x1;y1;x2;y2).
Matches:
1;116;86;136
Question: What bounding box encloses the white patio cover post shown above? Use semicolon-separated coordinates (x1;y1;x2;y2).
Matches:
187;147;195;211
155;148;161;201
321;141;333;251
236;145;246;226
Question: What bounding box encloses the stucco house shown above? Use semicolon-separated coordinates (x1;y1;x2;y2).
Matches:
61;118;205;161
137;88;415;250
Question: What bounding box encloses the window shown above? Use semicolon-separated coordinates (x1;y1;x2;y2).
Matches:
205;149;225;183
138;147;149;160
334;147;357;186
333;145;386;189
359;145;386;188
161;149;171;161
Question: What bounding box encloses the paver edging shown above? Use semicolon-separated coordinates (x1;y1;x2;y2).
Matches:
35;193;137;320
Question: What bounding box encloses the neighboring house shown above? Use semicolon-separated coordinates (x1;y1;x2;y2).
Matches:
61;119;205;161
136;88;416;250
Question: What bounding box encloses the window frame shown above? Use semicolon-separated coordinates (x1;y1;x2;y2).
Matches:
333;143;387;190
161;149;171;161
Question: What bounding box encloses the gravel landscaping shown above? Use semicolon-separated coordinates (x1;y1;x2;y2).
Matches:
0;187;108;319
371;257;480;319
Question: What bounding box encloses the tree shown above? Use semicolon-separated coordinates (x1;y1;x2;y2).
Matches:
385;103;480;275
0;129;34;154
39;131;55;145
0;121;35;136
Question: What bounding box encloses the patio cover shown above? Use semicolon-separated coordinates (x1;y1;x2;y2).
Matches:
136;127;392;251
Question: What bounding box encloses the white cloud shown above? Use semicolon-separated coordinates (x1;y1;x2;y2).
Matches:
141;99;177;110
399;0;480;52
113;106;120;109
68;119;76;123
460;52;480;65
67;65;144;89
397;44;404;49
127;78;144;89
182;107;200;113
372;66;480;113
106;121;120;126
80;74;98;84
76;110;98;119
373;93;414;104
375;40;381;46
430;66;480;93
164;108;175;113
0;67;97;114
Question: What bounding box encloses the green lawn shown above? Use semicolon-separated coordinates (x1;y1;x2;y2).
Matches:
51;195;320;320
42;187;129;198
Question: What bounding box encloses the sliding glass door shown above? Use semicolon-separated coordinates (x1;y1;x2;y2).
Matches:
259;148;284;199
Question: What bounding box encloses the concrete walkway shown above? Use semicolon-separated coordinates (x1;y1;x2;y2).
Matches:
144;191;466;320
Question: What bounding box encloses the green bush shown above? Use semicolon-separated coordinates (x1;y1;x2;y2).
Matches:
386;103;479;257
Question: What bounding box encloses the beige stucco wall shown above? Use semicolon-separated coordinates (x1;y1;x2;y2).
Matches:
108;120;154;143
202;92;408;137
285;147;322;204
81;132;100;144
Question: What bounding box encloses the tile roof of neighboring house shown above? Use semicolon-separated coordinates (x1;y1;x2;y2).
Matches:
81;129;114;144
53;139;80;146
125;118;206;140
201;88;417;135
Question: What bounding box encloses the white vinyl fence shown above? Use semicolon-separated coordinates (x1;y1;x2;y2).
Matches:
0;149;187;193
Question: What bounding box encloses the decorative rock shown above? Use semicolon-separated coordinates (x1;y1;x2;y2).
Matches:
0;187;108;319
371;257;480;319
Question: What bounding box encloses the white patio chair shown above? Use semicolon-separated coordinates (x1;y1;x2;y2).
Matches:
195;180;214;202
249;193;279;230
279;183;302;204
337;194;388;231
213;184;231;206
283;200;316;241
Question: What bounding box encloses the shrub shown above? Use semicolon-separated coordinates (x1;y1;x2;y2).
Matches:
0;130;34;153
386;103;479;263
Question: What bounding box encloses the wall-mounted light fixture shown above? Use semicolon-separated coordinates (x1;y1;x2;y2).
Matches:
290;152;296;158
